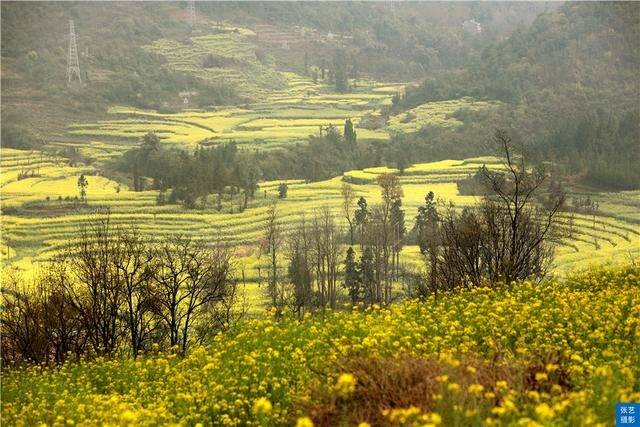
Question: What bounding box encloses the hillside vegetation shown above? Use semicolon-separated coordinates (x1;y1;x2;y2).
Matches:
2;264;639;426
394;2;640;190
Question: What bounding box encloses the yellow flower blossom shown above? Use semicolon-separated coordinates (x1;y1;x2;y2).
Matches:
335;373;357;396
295;416;314;427
251;397;272;415
535;372;548;381
534;403;555;420
468;383;484;395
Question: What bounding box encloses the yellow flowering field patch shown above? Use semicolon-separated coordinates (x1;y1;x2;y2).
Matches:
2;264;638;426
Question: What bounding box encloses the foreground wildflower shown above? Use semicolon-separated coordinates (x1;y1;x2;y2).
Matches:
252;397;272;415
335;373;357;396
295;416;314;427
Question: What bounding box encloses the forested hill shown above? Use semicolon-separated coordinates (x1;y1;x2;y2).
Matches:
397;2;640;190
1;1;547;144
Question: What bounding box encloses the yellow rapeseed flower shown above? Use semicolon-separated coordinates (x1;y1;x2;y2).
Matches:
295;416;314;427
120;410;138;423
252;397;272;415
535;372;548;381
468;383;484;395
534;403;555;420
335;373;357;396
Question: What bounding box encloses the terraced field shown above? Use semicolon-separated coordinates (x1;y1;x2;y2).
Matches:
54;24;493;157
387;99;502;134
3;149;638;294
62;87;502;159
64;74;397;154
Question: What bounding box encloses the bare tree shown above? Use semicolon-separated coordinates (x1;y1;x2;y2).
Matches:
340;182;357;245
419;129;566;294
310;207;341;309
361;205;395;304
66;213;123;356
286;216;314;316
150;236;191;349
365;173;404;304
480;129;566;284
203;274;247;336
37;259;86;363
261;202;284;313
1;262;85;365
152;236;235;354
1;270;49;363
319;207;341;309
113;228;157;358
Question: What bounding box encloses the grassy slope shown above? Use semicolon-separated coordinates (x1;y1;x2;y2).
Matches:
2;264;639;426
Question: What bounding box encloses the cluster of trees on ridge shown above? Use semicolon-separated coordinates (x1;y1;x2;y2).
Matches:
114;116;481;210
3;130;566;365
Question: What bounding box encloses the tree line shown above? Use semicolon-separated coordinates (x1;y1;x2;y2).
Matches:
113;120;434;209
116;132;261;210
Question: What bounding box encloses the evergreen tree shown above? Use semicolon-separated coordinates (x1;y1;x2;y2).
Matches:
344;118;357;145
354;196;369;240
390;198;406;239
77;174;88;203
416;191;438;254
278;182;288;199
351;62;359;88
343;246;360;304
333;49;349;93
141;132;160;153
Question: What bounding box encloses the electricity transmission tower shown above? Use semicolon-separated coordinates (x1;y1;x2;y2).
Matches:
388;0;397;21
67;19;82;84
187;0;197;28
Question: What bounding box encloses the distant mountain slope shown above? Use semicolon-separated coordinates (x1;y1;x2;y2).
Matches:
1;1;550;145
397;2;640;190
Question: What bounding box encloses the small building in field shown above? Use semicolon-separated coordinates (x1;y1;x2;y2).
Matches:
179;91;199;105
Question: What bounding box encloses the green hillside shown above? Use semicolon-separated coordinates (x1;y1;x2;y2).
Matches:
394;2;640;190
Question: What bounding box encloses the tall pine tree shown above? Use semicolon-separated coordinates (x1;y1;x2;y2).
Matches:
344;118;357;145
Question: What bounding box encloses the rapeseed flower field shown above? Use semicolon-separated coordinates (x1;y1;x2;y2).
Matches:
2;264;638;426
